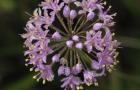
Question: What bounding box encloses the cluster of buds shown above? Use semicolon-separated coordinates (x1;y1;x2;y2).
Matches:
21;0;119;90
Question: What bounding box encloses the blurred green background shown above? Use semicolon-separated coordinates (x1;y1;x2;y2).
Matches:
0;0;140;90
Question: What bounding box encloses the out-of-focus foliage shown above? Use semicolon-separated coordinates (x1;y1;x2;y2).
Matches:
0;0;16;11
123;0;140;16
0;0;140;90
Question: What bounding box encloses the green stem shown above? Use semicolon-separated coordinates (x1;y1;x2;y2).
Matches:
50;41;65;48
77;31;86;35
80;50;92;62
49;25;66;35
84;19;100;32
56;14;69;33
70;49;73;67
49;45;65;56
70;20;73;34
73;48;77;65
73;15;84;32
75;20;86;34
59;46;67;56
64;48;70;67
76;50;88;70
67;18;72;34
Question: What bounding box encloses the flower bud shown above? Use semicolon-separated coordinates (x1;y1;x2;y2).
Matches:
72;35;79;41
70;10;77;19
76;42;83;49
91;60;100;70
93;23;103;30
52;54;60;63
66;40;73;48
87;12;95;21
52;32;62;40
63;5;70;17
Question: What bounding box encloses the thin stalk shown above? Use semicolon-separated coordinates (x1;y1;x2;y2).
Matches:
64;48;70;67
76;50;88;69
75;20;86;34
83;19;100;32
70;20;73;34
56;14;69;33
67;18;72;34
77;31;86;35
49;25;66;35
50;37;68;44
75;14;87;33
73;48;77;65
73;15;84;32
76;50;81;64
50;41;66;48
76;19;100;35
59;46;67;56
79;36;86;39
70;49;73;67
80;50;92;62
67;3;72;34
51;45;64;54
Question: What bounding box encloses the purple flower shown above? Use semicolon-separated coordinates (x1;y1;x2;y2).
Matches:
85;32;93;53
58;66;70;76
83;71;97;86
75;0;98;14
85;31;104;52
61;75;83;90
40;0;64;13
97;5;116;27
38;65;54;82
97;49;113;66
22;0;119;89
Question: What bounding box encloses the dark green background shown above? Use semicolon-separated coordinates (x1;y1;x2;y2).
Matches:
0;0;140;90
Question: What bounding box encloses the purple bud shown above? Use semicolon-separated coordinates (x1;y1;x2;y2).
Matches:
75;42;83;49
72;35;79;41
91;60;100;70
87;12;95;21
52;54;60;63
75;64;82;73
58;66;65;76
63;5;70;17
64;67;70;76
66;40;73;48
83;71;96;86
93;23;103;31
58;66;71;76
52;32;62;40
70;10;77;19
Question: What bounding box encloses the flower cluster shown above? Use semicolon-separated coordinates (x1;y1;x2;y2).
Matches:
21;0;119;90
